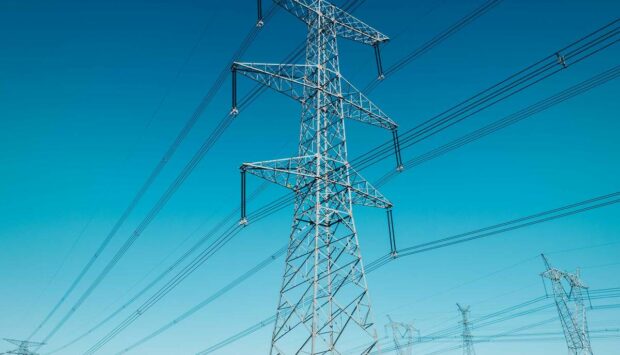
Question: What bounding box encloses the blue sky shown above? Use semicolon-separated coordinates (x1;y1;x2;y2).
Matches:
0;0;618;354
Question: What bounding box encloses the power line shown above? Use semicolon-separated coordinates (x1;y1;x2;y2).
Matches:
364;288;620;353
232;21;620;273
27;8;223;327
29;4;281;344
375;289;620;353
394;193;619;259
201;286;620;354
375;64;620;187
367;288;620;353
48;15;618;354
76;31;618;353
43;194;251;354
116;245;288;354
84;186;332;354
195;193;618;354
44;1;369;352
353;19;619;171
203;57;619;348
364;0;504;93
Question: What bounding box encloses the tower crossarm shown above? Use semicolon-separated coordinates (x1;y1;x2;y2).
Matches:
3;340;43;348
541;268;564;282
242;155;317;191
233;62;309;102
565;272;589;290
340;76;397;130
243;157;391;209
273;0;389;45
2;339;43;355
347;166;392;209
234;62;397;130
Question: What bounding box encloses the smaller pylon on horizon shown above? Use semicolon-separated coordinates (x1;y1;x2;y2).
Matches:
1;339;44;355
456;304;476;355
541;254;593;355
385;315;418;355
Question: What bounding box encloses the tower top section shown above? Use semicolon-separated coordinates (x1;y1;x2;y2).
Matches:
273;0;389;45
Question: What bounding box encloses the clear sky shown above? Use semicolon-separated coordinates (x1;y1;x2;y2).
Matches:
0;0;618;354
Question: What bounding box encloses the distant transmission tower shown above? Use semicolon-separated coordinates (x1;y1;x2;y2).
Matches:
0;339;43;355
456;304;476;355
385;315;418;355
233;0;403;353
541;254;593;355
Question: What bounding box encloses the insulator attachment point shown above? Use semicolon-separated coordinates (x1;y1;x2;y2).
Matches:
396;165;404;172
256;19;264;28
230;107;239;117
239;218;248;226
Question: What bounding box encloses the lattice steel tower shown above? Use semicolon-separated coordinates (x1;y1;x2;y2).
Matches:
0;339;43;355
541;254;593;355
456;304;476;355
233;0;402;353
385;315;418;355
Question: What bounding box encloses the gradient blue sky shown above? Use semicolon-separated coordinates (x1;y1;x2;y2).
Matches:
0;0;618;354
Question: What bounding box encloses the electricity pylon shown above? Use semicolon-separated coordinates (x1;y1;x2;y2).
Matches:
541;254;593;355
0;339;43;355
233;0;403;353
385;315;418;355
456;304;476;355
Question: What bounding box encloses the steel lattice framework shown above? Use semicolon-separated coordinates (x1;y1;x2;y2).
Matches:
385;315;417;355
0;339;43;355
541;254;593;355
456;304;476;355
233;0;401;353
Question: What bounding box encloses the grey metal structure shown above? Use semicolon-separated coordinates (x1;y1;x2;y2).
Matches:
385;315;417;355
456;304;476;355
0;339;43;355
233;0;402;353
541;254;593;355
